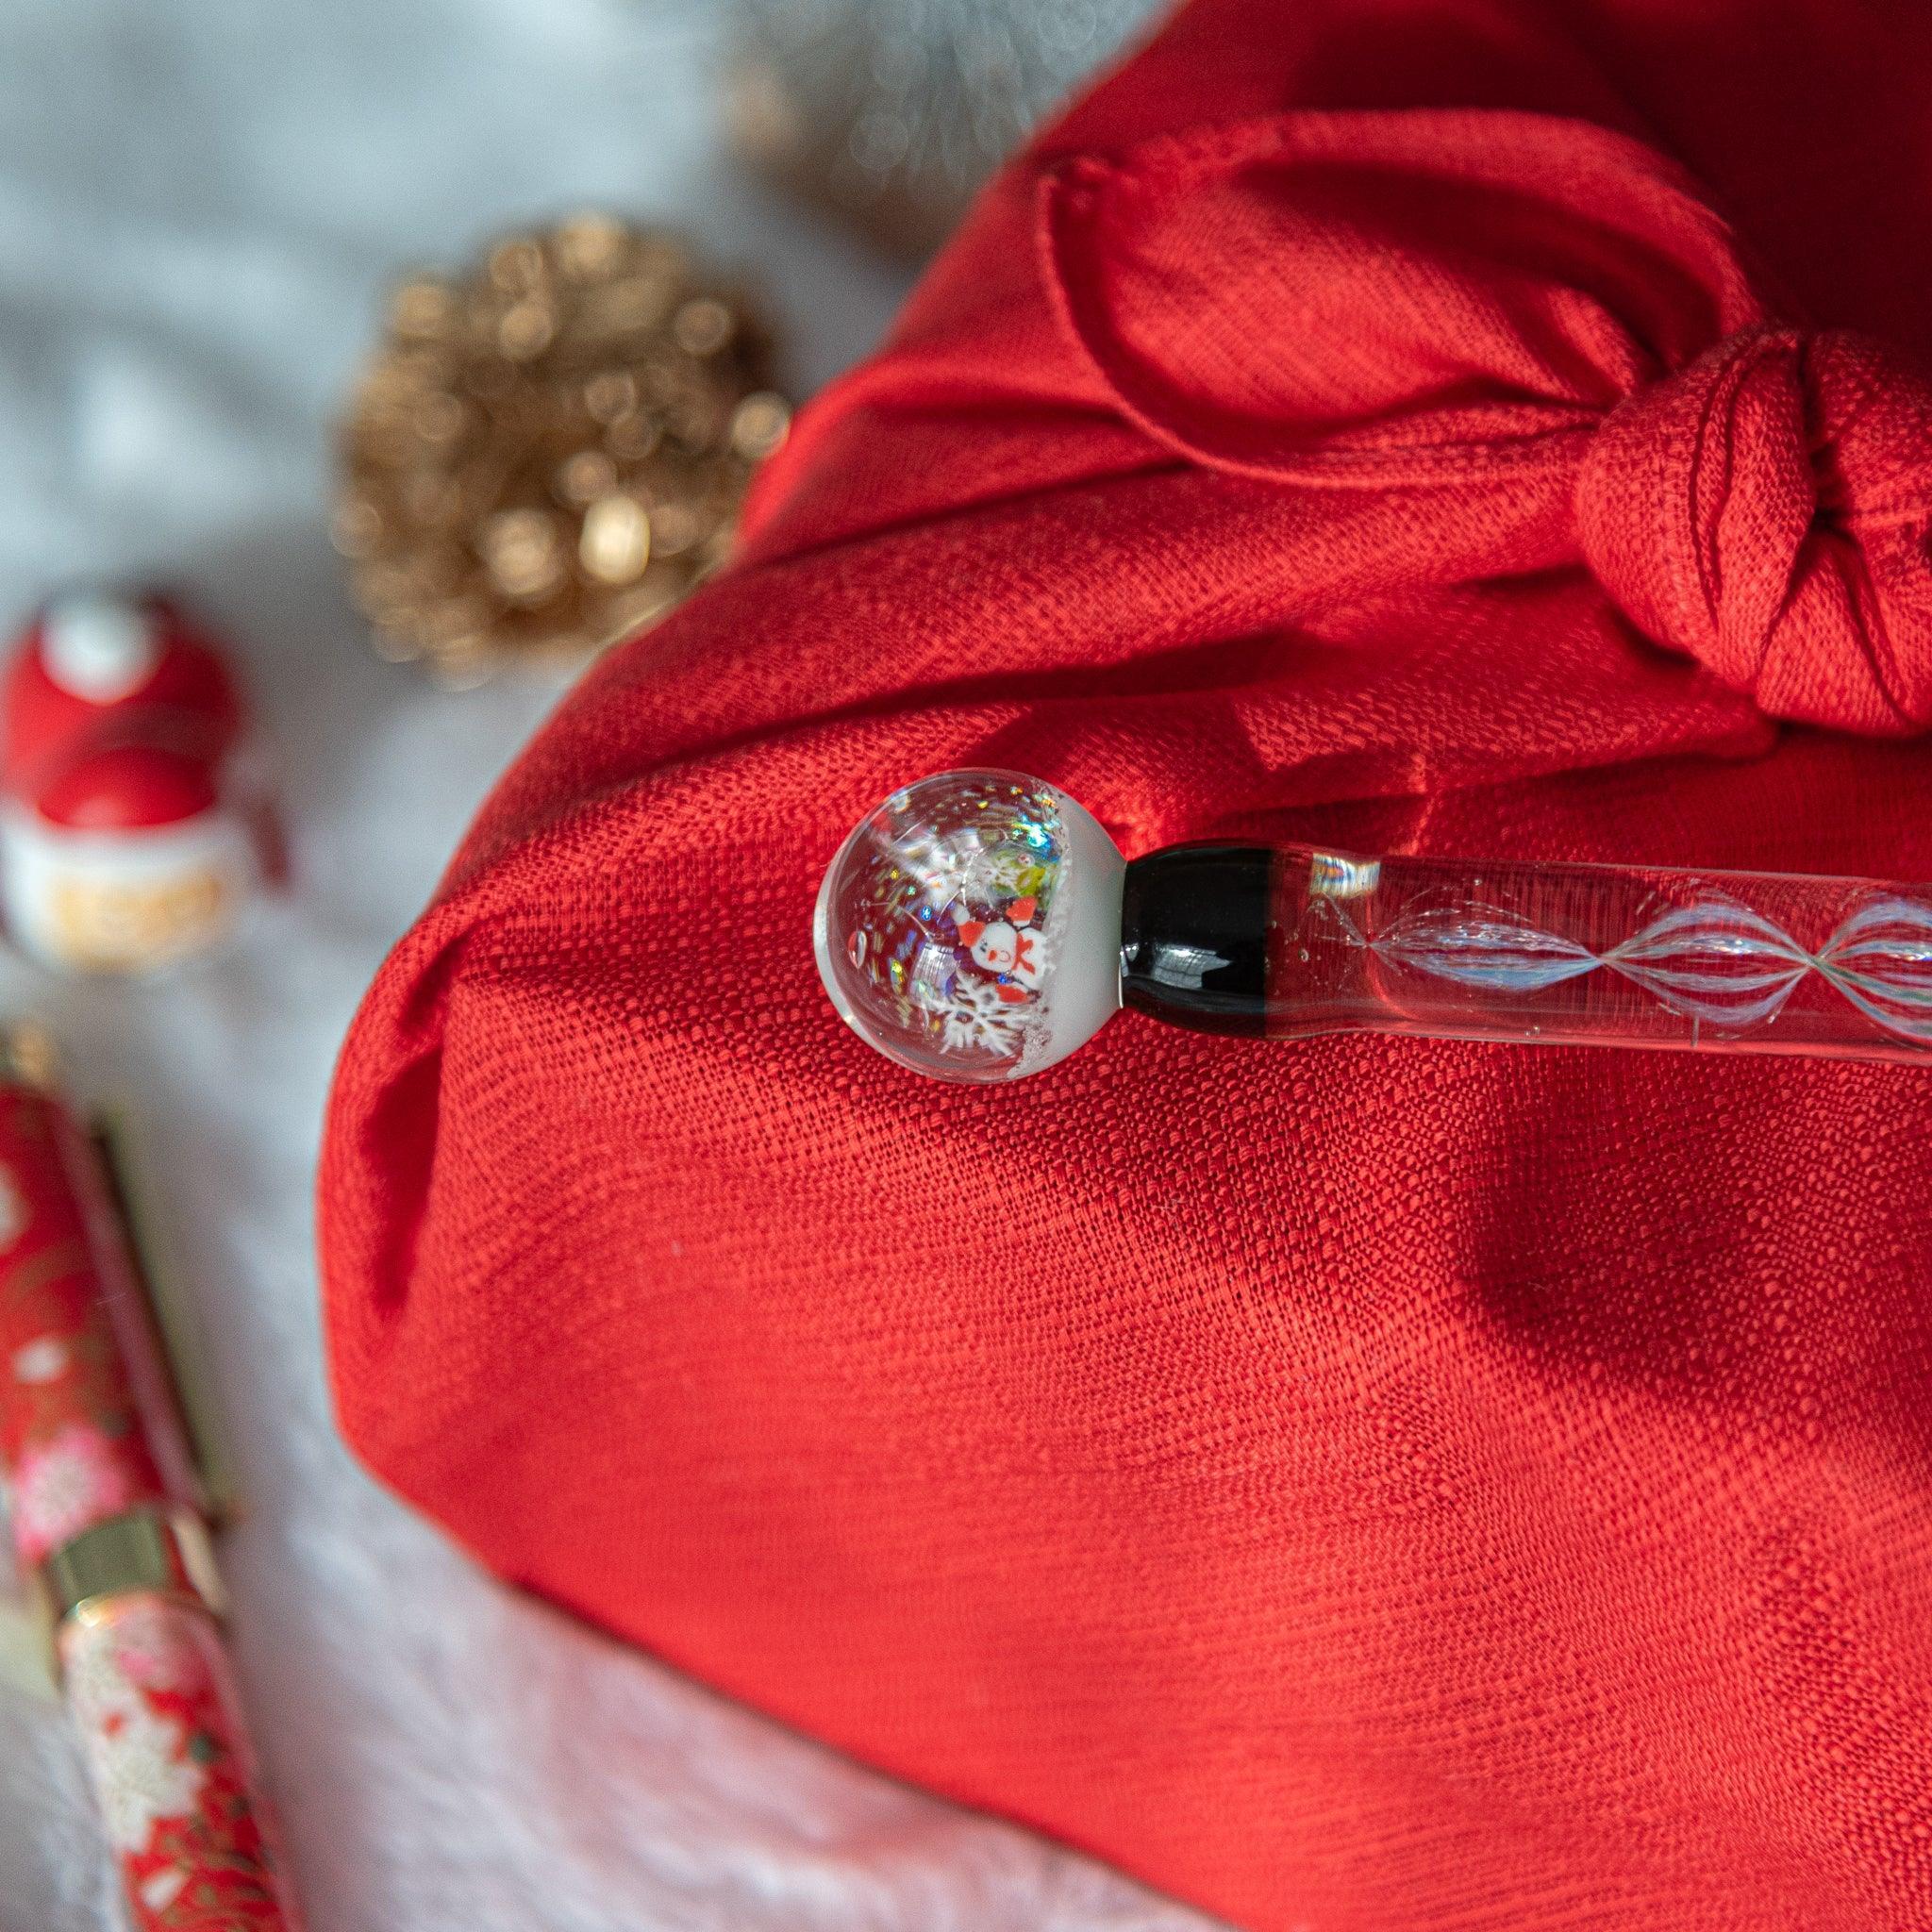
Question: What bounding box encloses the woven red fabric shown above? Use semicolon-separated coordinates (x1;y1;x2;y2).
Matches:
320;3;1932;1925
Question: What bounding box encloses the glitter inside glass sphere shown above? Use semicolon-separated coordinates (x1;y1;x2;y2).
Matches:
814;769;1126;1083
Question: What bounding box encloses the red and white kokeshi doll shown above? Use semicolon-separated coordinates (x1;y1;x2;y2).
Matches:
0;591;259;974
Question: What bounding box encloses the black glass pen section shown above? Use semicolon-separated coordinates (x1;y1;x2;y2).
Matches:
1119;844;1272;1037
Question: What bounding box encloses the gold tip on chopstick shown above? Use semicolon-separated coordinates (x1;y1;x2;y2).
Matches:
38;1507;224;1636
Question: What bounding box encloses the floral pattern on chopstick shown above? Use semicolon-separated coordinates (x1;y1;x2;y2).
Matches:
62;1593;296;1929
0;1091;172;1560
0;1081;303;1928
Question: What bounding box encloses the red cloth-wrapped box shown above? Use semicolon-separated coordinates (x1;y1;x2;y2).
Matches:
320;3;1932;1924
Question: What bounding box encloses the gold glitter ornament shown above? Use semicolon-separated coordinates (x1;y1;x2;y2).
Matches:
337;215;790;687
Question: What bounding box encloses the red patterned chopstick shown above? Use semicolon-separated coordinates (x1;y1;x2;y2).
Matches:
0;1031;301;1929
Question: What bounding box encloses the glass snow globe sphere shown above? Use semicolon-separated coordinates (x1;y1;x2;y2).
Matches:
814;769;1125;1082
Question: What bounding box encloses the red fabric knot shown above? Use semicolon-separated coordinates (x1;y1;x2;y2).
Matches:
1579;325;1932;735
1038;109;1932;740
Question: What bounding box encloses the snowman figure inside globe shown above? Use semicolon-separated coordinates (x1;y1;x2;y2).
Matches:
956;896;1041;1003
